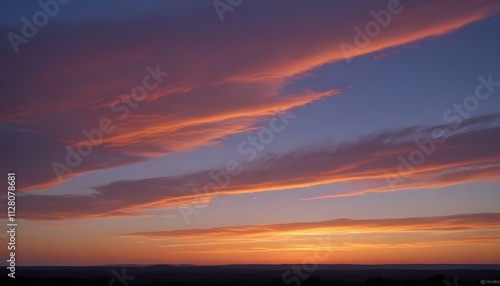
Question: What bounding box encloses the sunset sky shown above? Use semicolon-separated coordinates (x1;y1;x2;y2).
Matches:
0;0;499;266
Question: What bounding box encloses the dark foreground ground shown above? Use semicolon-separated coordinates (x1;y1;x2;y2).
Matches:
1;264;499;286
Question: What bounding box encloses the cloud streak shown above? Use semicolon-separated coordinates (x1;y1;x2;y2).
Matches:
1;0;499;191
8;114;500;221
122;213;500;239
118;213;500;260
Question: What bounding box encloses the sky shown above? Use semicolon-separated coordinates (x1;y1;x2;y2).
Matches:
0;0;499;266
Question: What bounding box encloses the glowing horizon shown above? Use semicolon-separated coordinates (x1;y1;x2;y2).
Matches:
1;0;499;267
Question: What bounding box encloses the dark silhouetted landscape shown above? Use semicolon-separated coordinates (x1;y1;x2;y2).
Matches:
1;264;499;286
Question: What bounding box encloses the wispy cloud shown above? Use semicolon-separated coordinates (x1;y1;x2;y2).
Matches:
122;213;500;239
1;0;498;191
7;114;499;220
117;213;500;259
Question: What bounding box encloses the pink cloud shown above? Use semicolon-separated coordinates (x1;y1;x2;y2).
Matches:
1;0;499;192
5;115;499;221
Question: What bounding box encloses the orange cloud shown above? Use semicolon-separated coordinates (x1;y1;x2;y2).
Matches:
1;0;499;192
6;115;499;221
121;213;500;239
112;213;500;264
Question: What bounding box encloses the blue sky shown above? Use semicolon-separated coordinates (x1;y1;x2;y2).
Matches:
1;0;499;265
